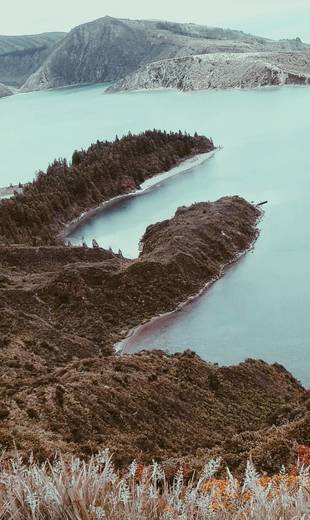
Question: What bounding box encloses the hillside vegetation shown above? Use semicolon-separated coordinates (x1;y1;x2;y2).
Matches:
0;195;271;466
0;450;309;518
0;130;214;245
0;130;308;507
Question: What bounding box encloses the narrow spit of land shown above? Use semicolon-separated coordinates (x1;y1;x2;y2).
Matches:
0;130;214;245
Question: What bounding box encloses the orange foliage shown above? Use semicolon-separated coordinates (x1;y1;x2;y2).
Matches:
129;447;310;513
135;463;145;481
200;475;310;512
297;445;310;465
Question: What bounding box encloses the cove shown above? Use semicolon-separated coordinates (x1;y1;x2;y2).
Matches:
71;87;310;386
1;84;310;386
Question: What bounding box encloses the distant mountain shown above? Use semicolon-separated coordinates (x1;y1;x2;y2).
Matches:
109;51;310;92
0;82;13;98
21;16;310;91
0;32;65;87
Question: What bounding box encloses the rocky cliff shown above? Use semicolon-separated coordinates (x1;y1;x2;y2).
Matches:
109;51;310;92
21;17;310;91
0;32;65;87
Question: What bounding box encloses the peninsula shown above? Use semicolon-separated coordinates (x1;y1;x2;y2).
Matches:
0;130;308;479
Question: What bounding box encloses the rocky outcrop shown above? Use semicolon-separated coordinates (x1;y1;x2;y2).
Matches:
109;51;310;92
0;82;12;98
21;17;310;91
0;32;65;87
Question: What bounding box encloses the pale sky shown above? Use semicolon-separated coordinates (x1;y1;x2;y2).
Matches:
1;0;310;42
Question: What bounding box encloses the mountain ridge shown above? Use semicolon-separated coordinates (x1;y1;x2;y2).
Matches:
20;16;310;92
0;82;13;98
0;17;310;94
0;32;65;87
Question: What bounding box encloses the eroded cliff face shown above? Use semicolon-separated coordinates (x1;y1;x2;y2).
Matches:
0;33;65;87
21;16;310;91
109;51;310;92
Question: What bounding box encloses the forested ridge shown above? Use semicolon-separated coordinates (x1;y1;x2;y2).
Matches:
0;130;214;245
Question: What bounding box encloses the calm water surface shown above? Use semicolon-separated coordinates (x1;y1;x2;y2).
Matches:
1;85;309;385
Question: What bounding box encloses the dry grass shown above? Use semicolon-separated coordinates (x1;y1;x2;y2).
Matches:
0;450;309;519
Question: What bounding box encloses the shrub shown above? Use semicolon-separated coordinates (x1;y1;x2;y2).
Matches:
0;451;308;518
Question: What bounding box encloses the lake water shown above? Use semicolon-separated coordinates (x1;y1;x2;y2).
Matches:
1;84;309;386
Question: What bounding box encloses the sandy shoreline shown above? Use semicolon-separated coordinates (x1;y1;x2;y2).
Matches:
60;149;218;240
115;208;264;353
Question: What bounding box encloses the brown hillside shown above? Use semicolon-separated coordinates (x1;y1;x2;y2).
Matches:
0;196;293;469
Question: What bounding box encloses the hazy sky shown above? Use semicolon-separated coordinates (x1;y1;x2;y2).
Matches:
2;0;310;42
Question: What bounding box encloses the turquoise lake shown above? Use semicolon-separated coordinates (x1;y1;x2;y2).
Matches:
1;84;309;386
